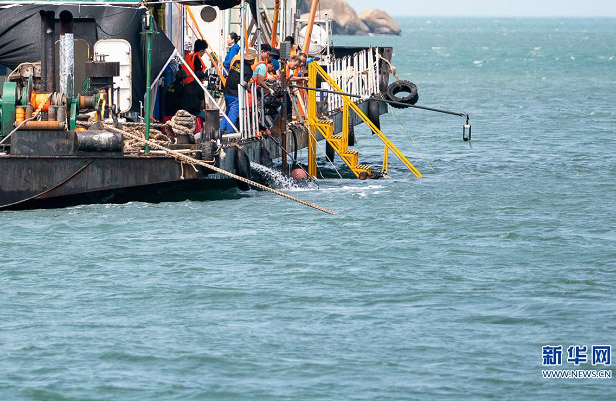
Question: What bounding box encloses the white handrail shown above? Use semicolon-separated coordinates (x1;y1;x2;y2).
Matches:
321;47;381;113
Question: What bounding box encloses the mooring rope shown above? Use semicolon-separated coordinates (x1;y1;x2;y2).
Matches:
104;123;337;215
376;53;400;83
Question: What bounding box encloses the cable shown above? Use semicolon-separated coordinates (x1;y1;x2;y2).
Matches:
379;93;434;171
95;8;141;37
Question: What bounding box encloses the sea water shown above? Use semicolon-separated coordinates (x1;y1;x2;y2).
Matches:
1;18;615;400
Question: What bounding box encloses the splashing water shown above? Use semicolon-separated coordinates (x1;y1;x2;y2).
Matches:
250;162;299;189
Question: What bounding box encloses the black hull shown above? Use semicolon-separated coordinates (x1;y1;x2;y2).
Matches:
0;155;231;211
1;177;240;211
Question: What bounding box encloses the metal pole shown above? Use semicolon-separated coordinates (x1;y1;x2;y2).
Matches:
59;11;74;97
144;11;153;155
41;11;56;93
302;0;319;55
239;0;246;137
280;59;288;174
288;84;468;118
271;0;280;47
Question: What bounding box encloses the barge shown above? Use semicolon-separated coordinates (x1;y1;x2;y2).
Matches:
0;0;441;211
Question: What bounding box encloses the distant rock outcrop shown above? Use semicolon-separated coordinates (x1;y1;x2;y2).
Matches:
300;0;400;36
358;9;401;35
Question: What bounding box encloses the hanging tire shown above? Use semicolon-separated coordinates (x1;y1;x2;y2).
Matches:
386;80;419;108
235;149;252;191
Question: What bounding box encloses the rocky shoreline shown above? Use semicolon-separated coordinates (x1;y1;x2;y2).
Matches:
300;0;401;35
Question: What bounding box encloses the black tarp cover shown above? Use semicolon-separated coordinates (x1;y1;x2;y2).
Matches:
0;4;175;111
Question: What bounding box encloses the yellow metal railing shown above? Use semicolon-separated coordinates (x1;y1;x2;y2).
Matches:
306;62;422;179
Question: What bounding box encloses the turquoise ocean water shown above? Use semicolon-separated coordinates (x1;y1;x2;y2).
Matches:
1;18;616;400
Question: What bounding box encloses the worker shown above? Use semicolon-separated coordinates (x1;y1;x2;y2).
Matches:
163;69;187;122
286;56;302;80
284;36;298;58
222;32;240;75
266;61;280;80
181;70;207;118
182;39;208;85
297;52;308;68
220;49;257;133
252;44;274;93
258;43;272;64
268;48;280;61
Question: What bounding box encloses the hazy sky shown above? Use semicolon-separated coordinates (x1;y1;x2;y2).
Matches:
347;0;616;17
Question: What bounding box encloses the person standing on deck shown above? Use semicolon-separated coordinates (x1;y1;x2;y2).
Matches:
163;69;187;122
220;49;257;133
284;36;298;58
286;56;301;80
252;44;274;93
268;48;281;79
257;43;272;65
266;61;280;80
182;39;208;85
222;33;240;75
297;52;308;73
181;70;207;118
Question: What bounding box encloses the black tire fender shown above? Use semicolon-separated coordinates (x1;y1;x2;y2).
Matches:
235;149;252;191
386;80;419;108
367;99;381;131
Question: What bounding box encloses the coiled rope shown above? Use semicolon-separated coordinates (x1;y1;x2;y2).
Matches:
103;123;337;215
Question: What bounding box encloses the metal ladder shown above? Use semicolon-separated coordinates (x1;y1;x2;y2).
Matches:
306;62;422;179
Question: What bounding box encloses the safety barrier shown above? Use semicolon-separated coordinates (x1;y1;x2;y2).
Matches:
323;47;380;113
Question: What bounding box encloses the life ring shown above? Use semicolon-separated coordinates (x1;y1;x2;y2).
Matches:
386;80;419;108
235;149;252;191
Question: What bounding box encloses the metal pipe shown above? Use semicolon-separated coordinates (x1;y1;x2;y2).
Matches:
239;0;246;137
271;0;280;47
19;121;65;130
59;11;74;97
280;59;288;174
302;0;319;55
288;84;468;118
144;11;153;155
41;11;56;93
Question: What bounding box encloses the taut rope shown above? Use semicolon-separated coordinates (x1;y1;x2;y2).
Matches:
104;123;337;215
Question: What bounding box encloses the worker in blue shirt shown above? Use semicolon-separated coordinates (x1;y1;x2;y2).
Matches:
222;33;240;75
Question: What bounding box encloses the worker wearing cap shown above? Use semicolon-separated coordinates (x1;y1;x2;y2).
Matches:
163;69;187;122
267;60;280;80
221;49;257;133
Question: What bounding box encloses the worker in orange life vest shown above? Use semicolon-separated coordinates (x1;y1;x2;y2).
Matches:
284;36;298;58
252;43;274;95
182;39;208;85
286;56;302;81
